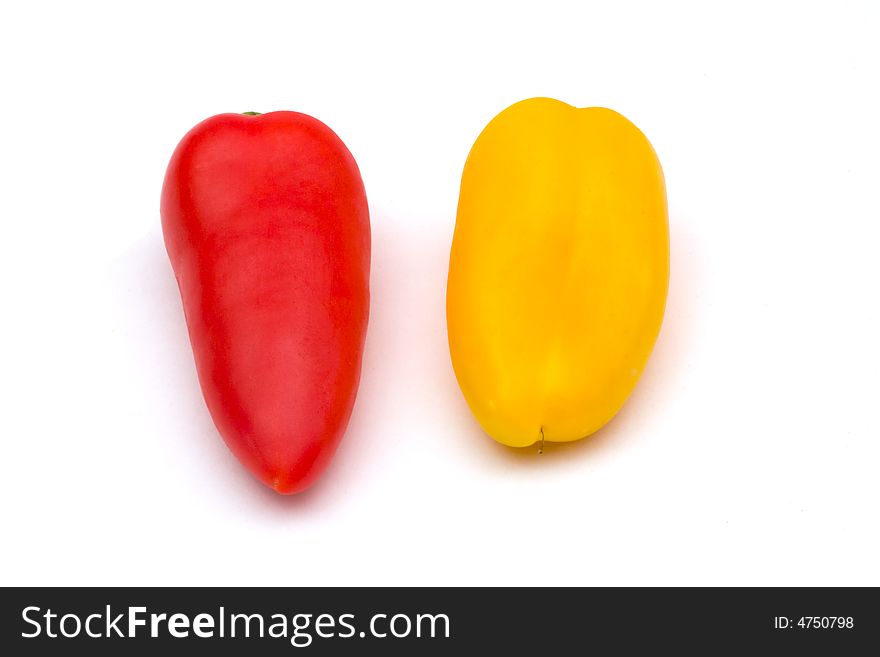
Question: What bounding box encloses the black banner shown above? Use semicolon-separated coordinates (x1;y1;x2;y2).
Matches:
1;587;876;654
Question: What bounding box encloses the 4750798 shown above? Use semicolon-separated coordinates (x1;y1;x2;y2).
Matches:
774;616;854;629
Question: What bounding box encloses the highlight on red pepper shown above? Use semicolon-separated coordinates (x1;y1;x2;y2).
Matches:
161;111;370;494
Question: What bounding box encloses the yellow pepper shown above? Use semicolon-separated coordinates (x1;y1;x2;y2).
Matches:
446;97;669;448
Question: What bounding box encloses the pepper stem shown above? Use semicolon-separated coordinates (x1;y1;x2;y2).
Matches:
242;111;261;116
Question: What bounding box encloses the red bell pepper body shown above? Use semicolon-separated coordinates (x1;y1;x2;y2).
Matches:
161;111;370;494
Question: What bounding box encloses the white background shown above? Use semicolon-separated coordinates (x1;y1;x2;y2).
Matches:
1;1;878;586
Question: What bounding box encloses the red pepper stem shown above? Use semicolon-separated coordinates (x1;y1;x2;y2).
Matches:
242;111;261;116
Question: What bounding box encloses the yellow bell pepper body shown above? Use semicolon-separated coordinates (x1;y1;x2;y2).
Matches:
447;98;669;448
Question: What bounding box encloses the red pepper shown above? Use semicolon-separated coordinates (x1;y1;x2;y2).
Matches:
160;111;370;494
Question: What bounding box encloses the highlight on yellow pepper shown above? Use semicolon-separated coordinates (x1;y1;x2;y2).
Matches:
446;97;669;448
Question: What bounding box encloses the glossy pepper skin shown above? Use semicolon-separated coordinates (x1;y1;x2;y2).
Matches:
161;111;370;493
447;98;668;448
